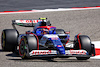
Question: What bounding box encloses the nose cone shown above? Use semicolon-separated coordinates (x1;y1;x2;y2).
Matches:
52;37;65;55
57;45;65;54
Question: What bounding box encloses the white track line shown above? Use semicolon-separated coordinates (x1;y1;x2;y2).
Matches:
0;7;100;14
92;41;100;48
35;7;100;12
91;55;100;59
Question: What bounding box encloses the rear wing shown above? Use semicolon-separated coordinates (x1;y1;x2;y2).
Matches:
12;19;46;27
12;19;47;29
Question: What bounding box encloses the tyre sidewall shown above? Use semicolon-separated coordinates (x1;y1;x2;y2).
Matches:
1;29;19;51
79;35;92;55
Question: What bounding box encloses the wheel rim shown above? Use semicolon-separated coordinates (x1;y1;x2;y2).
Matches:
19;38;29;58
19;40;25;56
1;32;5;49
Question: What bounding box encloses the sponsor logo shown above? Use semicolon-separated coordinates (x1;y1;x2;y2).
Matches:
57;45;62;47
65;43;74;48
33;20;43;23
51;37;58;40
31;50;51;55
16;20;43;23
66;50;87;55
19;20;32;23
70;50;86;54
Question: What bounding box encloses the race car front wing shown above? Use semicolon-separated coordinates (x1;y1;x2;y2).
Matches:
29;50;93;57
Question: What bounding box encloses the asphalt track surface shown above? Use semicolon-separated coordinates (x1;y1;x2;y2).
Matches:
0;0;100;11
0;9;100;67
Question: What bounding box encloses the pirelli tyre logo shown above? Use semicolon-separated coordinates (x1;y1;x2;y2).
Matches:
29;50;57;56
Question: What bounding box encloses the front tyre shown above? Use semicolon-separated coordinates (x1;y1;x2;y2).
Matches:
74;35;93;60
19;35;38;59
19;38;29;59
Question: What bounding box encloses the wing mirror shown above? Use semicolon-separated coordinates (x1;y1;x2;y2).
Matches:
65;31;70;34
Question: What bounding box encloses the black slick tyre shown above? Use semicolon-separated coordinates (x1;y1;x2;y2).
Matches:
74;35;92;60
54;29;65;34
1;29;19;51
19;35;38;59
76;57;90;60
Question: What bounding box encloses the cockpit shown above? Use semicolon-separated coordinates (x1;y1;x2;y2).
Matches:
35;26;56;36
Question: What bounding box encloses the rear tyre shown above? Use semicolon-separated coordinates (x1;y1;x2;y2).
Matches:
54;29;65;34
74;35;92;60
19;35;38;59
1;29;19;51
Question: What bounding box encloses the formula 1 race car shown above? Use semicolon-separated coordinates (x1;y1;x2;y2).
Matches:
1;18;95;60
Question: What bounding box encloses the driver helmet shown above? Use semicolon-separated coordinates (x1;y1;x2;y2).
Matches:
41;28;49;34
